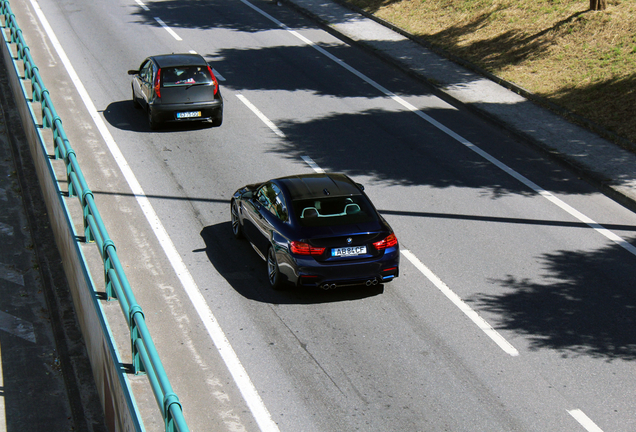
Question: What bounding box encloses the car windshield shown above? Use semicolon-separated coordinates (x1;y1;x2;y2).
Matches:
162;66;212;86
293;195;377;227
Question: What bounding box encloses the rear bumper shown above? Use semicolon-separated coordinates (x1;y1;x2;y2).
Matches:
285;247;400;289
150;99;223;123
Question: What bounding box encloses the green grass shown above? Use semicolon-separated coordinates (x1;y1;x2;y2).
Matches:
345;0;636;145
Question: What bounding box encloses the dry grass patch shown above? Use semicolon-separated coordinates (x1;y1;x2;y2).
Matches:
346;0;636;145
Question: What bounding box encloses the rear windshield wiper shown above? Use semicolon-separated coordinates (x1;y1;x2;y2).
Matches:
186;82;212;89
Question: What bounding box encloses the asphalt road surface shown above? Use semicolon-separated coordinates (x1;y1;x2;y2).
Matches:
9;0;636;431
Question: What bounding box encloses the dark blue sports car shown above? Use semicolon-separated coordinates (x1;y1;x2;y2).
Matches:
231;173;399;290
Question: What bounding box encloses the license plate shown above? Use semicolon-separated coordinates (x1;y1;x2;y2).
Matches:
332;246;367;257
177;111;201;119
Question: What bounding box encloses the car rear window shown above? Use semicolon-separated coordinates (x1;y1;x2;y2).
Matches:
162;66;212;86
293;195;377;227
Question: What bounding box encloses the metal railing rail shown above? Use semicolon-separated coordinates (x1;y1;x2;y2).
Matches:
1;2;189;431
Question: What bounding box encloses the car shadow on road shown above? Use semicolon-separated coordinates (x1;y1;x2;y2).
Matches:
102;100;218;132
198;223;384;305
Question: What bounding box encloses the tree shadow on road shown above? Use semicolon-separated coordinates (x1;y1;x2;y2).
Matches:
132;0;312;33
470;237;636;360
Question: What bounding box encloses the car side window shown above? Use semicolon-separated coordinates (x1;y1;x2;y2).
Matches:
256;183;288;222
151;62;159;84
256;186;269;207
270;184;288;221
140;61;153;83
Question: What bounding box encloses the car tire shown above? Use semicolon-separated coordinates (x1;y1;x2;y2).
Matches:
231;200;243;239
267;247;284;290
132;88;141;109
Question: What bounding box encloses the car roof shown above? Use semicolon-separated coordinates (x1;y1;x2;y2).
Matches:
151;53;208;68
276;173;362;200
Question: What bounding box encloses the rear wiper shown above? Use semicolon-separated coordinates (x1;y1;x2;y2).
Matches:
186;82;212;89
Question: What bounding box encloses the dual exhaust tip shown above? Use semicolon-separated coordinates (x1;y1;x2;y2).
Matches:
320;279;378;290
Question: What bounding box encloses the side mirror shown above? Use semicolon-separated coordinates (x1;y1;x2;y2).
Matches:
356;183;365;191
127;70;139;75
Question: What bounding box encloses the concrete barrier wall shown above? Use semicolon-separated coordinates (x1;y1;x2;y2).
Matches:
1;22;142;432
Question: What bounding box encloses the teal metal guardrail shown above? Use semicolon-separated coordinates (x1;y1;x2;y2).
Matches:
0;2;190;431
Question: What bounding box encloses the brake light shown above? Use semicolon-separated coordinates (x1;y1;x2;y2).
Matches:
154;68;161;98
373;233;398;250
207;66;218;95
290;241;325;255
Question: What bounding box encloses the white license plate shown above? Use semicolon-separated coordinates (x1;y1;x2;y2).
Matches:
177;111;201;119
332;246;367;257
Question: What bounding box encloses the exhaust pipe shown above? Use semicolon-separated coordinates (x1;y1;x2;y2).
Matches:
365;280;372;286
321;283;330;290
330;284;337;289
372;279;378;285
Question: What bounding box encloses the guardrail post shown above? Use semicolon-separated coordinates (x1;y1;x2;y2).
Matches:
102;240;117;299
129;306;146;375
163;393;183;432
52;117;65;160
81;189;95;242
65;149;78;197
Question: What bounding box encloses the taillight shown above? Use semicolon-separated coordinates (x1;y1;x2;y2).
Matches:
290;241;325;255
207;66;218;95
373;233;398;250
154;68;161;98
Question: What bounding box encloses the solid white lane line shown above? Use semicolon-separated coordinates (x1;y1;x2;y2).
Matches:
236;94;286;137
240;0;636;259
301;156;325;173
29;2;279;431
154;17;182;41
568;409;604;432
401;250;519;357
134;0;149;12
